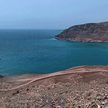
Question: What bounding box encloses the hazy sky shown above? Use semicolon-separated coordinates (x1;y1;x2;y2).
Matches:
0;0;108;29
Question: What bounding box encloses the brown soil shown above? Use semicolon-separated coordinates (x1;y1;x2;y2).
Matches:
1;66;108;108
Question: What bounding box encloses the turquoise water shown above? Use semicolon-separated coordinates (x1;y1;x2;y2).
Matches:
0;30;108;76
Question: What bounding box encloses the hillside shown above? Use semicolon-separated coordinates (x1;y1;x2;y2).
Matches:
1;66;108;107
56;22;108;42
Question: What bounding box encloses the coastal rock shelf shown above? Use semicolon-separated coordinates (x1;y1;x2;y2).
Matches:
1;66;108;107
56;22;108;42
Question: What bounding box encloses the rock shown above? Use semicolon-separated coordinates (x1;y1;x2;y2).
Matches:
104;105;108;108
56;22;108;42
0;75;4;78
88;102;100;108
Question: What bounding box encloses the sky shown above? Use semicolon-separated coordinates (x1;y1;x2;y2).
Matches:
0;0;108;29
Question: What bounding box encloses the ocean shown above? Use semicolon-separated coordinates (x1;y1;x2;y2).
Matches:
0;30;108;76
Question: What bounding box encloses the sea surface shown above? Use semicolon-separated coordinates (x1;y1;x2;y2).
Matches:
0;30;108;76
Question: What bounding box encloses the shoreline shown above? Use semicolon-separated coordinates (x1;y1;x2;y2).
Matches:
1;65;108;78
1;65;108;91
56;37;108;43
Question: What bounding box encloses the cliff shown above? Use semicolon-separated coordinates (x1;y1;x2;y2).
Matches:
56;22;108;42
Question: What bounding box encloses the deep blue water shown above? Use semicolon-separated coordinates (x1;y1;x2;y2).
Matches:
0;30;108;76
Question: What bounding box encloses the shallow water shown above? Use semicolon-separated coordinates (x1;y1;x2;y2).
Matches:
0;30;108;75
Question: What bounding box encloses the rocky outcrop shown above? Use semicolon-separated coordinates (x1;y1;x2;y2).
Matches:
0;75;3;78
56;22;108;42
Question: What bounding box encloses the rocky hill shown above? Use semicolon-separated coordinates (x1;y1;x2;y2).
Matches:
1;66;108;107
56;22;108;42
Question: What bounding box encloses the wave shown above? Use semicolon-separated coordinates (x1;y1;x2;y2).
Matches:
49;38;57;40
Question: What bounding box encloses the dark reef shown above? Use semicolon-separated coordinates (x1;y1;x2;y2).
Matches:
0;75;3;78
